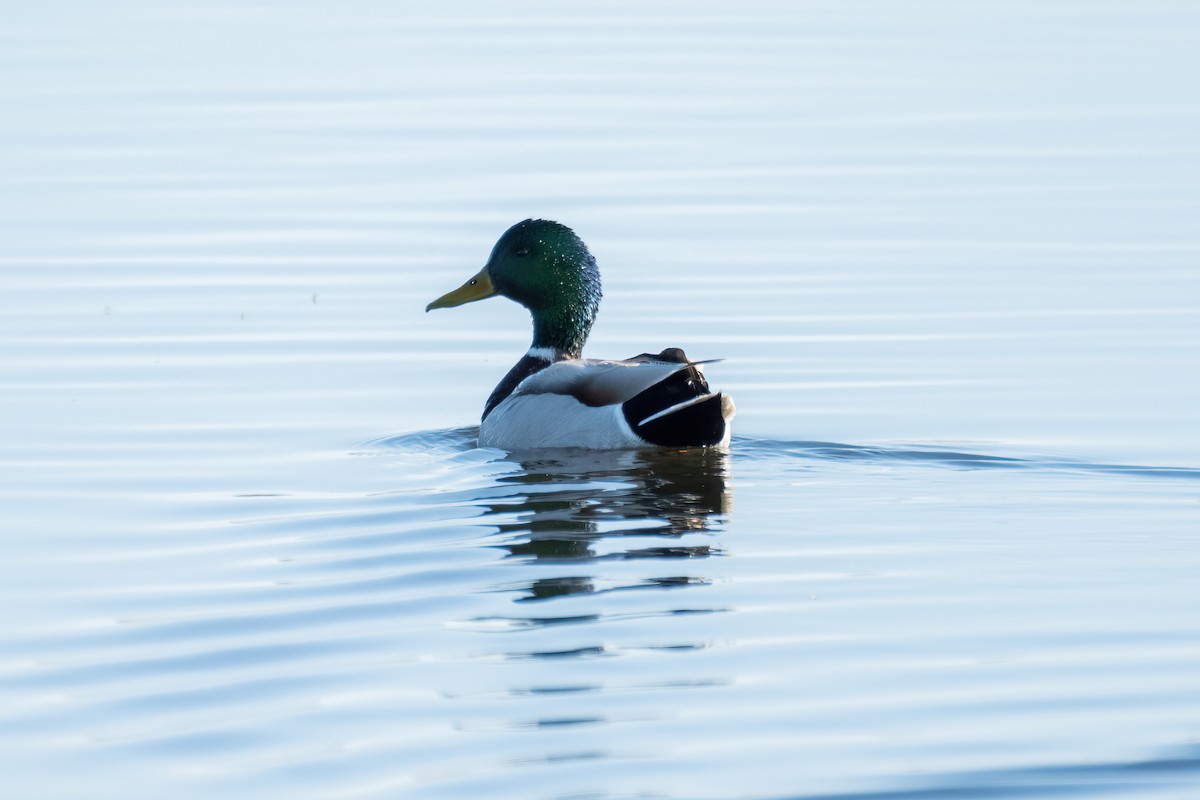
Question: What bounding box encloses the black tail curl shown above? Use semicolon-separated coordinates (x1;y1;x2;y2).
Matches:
622;366;728;447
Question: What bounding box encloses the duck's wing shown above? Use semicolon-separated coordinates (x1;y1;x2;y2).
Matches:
481;349;733;449
509;349;733;448
513;353;713;408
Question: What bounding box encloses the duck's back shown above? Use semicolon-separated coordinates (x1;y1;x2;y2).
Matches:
479;349;734;450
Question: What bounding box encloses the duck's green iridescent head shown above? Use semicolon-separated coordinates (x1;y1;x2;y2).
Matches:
426;219;602;358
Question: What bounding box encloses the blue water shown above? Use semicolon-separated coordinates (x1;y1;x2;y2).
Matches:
3;2;1200;798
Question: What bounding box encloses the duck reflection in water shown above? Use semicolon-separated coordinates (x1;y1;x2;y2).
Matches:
480;446;732;604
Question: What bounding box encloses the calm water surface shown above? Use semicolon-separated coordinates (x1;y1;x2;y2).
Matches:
3;2;1200;798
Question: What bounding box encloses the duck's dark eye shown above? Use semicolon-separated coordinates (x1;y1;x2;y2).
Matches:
514;246;530;257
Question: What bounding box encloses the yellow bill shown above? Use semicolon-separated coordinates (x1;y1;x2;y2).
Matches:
426;267;498;311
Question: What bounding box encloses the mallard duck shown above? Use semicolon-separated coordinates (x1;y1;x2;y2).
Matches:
426;219;734;450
